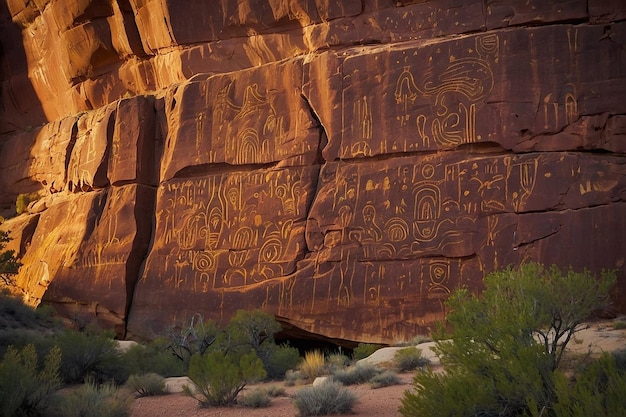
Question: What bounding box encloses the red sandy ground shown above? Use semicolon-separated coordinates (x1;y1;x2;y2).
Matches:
130;372;413;417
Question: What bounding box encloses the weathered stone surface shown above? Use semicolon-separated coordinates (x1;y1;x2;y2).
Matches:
131;166;318;335
0;129;43;205
0;214;38;258
44;185;154;332
160;59;320;181
67;103;116;192
0;0;625;344
11;192;105;306
109;95;157;186
310;23;626;160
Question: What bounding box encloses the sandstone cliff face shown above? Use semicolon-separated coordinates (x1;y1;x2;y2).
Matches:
1;0;625;344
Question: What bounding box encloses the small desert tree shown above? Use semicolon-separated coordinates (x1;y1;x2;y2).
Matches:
0;230;21;287
400;262;617;417
185;349;266;406
166;314;220;367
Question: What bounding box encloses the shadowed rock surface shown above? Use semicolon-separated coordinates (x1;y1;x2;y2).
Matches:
0;0;625;344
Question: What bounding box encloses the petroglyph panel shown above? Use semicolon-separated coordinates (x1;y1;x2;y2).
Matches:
332;24;626;160
340;32;499;158
278;256;485;343
309;152;626;262
161;59;320;180
139;166;317;303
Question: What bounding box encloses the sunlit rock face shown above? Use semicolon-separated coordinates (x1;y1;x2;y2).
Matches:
1;0;625;344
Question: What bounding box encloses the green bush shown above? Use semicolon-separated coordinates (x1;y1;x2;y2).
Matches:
352;342;384;360
238;387;271;408
0;290;61;359
166;309;288;379
166;314;220;367
264;384;286;397
400;263;617;417
551;353;626;416
55;329;130;384
264;343;301;379
293;380;357;416
326;351;351;373
224;309;287;377
284;369;304;386
332;362;382;385
184;349;266;406
612;320;626;330
0;344;61;417
52;378;133;417
611;349;626;373
393;347;429;372
0;231;21;287
369;370;401;388
125;373;167;397
122;338;185;377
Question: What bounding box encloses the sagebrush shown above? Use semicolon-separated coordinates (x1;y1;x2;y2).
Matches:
294;380;357;416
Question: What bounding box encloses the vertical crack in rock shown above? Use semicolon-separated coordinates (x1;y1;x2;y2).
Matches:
63;120;80;187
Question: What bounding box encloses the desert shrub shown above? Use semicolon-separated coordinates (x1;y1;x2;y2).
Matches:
0;290;61;359
393;347;429;372
293;380;357;416
284;369;304;386
264;384;286;397
551;352;626;416
0;231;21;287
326;351;351;373
184;349;266;406
52;378;133;417
16;192;41;215
263;343;301;379
238;387;271;408
54;329;130;384
226;309;281;353
332;362;382;385
612;320;626;330
352;342;383;360
299;350;326;380
125;373;167;397
611;349;626;373
122;338;185;377
165;314;220;367
370;370;401;388
166;309;288;379
400;263;617;417
225;309;297;379
0;344;61;417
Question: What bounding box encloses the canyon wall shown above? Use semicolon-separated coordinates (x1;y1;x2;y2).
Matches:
1;0;625;344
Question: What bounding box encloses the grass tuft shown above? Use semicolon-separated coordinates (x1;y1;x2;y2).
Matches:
125;373;167;397
393;347;429;372
299;350;326;381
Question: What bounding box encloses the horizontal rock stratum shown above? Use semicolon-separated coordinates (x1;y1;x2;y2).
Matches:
1;0;625;344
